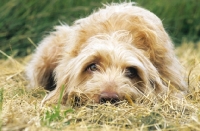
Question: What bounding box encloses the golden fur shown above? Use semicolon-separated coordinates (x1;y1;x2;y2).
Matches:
26;2;187;105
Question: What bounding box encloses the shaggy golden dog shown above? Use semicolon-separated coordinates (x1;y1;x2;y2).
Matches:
26;2;187;105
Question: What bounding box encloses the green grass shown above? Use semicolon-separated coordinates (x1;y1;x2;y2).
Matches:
0;0;199;58
41;106;74;129
0;89;3;131
41;85;74;128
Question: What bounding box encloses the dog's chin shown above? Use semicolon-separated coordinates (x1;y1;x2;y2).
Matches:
64;90;147;107
62;80;149;106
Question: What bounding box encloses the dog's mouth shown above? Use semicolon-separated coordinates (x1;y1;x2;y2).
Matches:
99;96;120;104
65;92;135;107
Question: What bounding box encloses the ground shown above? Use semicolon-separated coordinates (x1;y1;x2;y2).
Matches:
1;42;200;131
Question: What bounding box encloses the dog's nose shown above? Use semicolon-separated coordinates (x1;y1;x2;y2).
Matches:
100;92;119;104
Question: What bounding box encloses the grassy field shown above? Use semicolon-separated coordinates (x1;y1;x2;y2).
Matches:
1;42;200;130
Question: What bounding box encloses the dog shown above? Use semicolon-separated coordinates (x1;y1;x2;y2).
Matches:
26;2;187;105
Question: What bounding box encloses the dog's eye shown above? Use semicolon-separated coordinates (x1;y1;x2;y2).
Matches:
87;63;98;72
125;67;138;79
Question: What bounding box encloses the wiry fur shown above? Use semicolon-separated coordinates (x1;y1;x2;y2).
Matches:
26;2;187;105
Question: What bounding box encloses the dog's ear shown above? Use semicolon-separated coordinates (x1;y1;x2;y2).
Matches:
129;16;187;92
129;16;168;64
26;25;71;90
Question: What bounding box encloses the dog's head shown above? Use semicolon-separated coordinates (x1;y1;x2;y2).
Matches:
48;31;167;105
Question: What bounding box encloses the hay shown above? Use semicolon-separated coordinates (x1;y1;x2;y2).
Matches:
1;42;200;131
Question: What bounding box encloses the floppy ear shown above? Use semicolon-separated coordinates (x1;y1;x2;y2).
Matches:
129;16;187;92
26;25;70;90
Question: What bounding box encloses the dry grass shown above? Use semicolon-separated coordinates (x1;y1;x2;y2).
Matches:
1;42;200;131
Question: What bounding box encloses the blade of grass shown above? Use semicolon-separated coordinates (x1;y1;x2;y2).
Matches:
0;88;3;131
